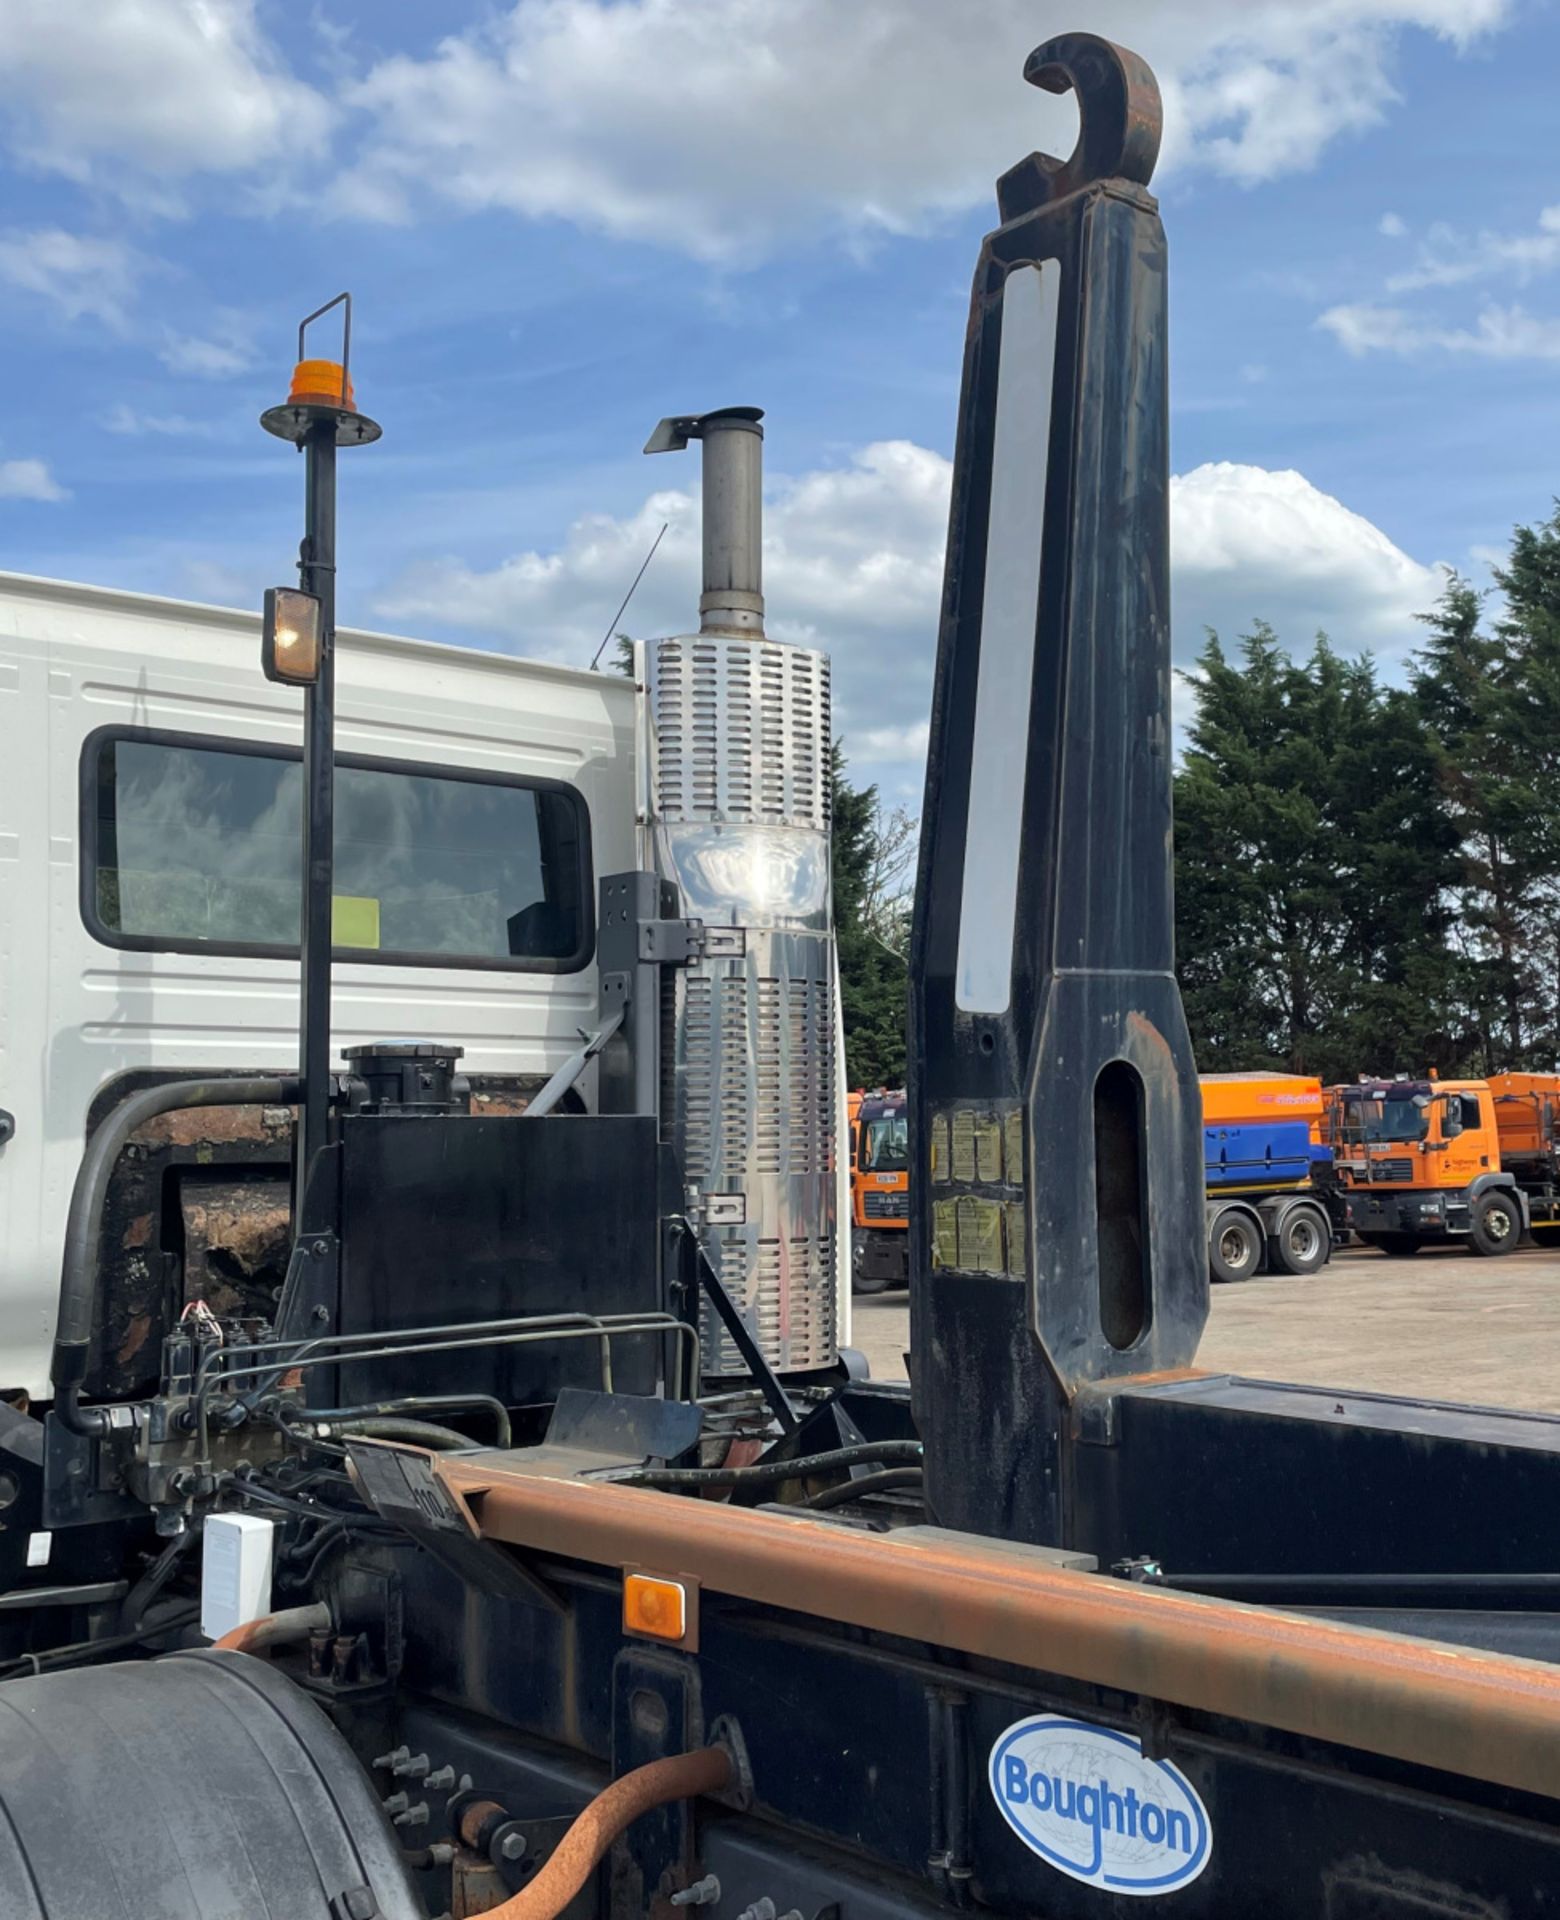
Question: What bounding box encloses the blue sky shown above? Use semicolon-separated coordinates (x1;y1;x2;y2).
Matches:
1;0;1557;801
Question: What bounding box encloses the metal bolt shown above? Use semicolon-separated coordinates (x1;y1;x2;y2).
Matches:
427;1844;455;1867
670;1877;721;1908
734;1900;776;1920
312;1304;329;1323
391;1751;430;1779
311;1239;328;1257
425;1765;456;1790
392;1803;429;1829
498;1832;528;1862
381;1791;409;1816
373;1746;410;1771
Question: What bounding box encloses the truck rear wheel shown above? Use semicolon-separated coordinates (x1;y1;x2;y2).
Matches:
1273;1203;1329;1276
1470;1190;1521;1256
1209;1207;1261;1283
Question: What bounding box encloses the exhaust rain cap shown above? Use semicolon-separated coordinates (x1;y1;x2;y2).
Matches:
645;406;765;637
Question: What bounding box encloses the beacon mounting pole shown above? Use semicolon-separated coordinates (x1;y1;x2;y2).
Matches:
260;295;381;1222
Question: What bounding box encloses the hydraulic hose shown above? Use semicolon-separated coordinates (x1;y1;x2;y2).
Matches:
118;1528;197;1631
328;1417;477;1451
302;1395;512;1449
803;1467;924;1510
214;1600;332;1655
51;1076;302;1437
469;1747;733;1920
615;1440;922;1491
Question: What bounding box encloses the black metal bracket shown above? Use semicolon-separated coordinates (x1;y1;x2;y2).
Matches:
691;1235;798;1434
596;871;705;1119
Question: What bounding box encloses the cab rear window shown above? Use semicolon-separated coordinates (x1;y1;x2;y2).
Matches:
82;727;593;972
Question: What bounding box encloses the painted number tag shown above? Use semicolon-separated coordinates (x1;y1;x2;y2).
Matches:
989;1715;1211;1897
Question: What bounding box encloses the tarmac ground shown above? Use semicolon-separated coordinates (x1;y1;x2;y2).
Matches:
849;1236;1560;1412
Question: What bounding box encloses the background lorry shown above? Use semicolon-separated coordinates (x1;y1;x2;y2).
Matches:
848;1089;909;1293
1200;1072;1341;1282
851;1072;1345;1294
1327;1073;1560;1255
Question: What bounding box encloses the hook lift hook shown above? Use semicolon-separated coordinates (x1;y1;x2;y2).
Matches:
996;31;1163;222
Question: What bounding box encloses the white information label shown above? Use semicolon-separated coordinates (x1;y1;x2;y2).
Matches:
201;1512;276;1642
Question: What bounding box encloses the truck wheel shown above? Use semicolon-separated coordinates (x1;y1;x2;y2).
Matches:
1470;1190;1521;1256
853;1270;891;1295
1273;1204;1329;1276
1209;1208;1261;1283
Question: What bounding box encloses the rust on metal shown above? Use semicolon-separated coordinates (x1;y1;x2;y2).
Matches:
134;1102;294;1151
997;32;1162;221
451;1845;510;1916
474;1748;732;1920
180;1176;292;1316
458;1800;507;1849
438;1456;1560;1803
114;1312;152;1369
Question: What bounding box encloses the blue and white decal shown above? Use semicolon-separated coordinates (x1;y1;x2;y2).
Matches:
989;1715;1211;1897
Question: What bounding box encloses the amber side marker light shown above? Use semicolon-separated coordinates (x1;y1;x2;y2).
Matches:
262;585;323;686
623;1571;696;1646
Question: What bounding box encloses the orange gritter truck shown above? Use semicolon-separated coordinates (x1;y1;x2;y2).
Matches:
1325;1074;1560;1255
1200;1072;1343;1281
848;1088;909;1293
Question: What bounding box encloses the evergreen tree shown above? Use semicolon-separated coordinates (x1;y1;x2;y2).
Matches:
1490;509;1560;1062
1410;563;1553;1069
831;745;909;1088
1175;625;1461;1081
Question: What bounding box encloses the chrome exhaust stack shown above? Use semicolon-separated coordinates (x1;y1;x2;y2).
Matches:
643;409;840;1375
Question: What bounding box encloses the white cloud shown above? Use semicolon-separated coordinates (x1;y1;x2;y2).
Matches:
159;316;256;379
852;721;932;765
1379;211;1408;237
1170;462;1444;658
0;0;330;188
375;443;1445;794
1385;204;1560;292
102;402;211;437
0;456;67;502
0;227;143;326
334;0;1511;258
1318;300;1560;359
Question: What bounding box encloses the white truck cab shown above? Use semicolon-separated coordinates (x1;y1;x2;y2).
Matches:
0;571;638;1399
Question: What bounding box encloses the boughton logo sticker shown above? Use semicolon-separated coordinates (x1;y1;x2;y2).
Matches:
989;1715;1211;1897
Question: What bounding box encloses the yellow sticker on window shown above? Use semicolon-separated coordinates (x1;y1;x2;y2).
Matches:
332;894;381;949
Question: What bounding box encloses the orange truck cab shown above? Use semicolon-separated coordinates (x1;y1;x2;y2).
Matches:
850;1089;909;1294
1325;1078;1533;1255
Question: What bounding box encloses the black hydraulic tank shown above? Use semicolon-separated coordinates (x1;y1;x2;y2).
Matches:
0;1649;422;1918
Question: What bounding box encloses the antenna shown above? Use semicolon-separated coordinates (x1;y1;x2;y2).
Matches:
590;521;669;671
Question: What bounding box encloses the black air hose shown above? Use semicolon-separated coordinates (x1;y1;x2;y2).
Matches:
52;1076;302;1437
613;1439;923;1490
327;1417;477;1451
